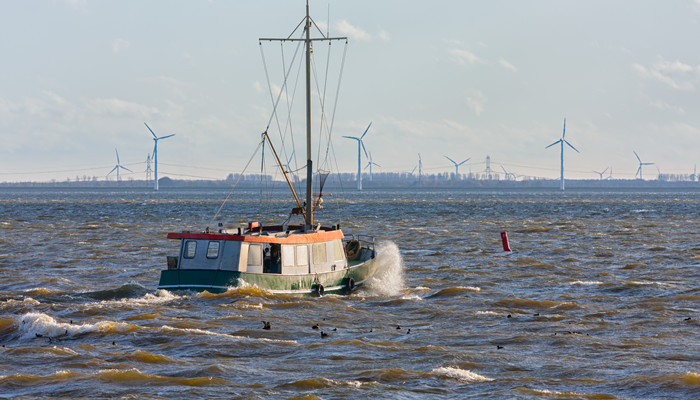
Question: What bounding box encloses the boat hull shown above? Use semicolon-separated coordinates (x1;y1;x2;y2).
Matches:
158;258;377;295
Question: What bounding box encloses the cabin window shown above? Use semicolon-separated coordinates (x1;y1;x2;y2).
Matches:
247;244;262;267
295;245;308;266
206;241;220;259
312;242;327;265
332;240;344;262
184;240;197;259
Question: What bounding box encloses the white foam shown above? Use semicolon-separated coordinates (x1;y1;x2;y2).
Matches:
18;312;134;339
432;367;493;382
160;325;297;344
569;280;603;285
363;241;406;296
86;290;180;308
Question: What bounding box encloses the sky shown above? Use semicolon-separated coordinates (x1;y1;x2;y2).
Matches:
2;0;700;183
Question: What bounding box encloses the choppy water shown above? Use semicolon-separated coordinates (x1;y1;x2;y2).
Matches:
1;187;699;399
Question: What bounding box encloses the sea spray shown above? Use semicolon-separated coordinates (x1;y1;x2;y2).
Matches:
362;241;405;296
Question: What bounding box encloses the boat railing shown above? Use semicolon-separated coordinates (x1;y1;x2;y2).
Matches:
344;234;375;252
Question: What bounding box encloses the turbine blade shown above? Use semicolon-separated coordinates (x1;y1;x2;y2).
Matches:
545;139;561;149
342;136;358;141
360;121;372;139
562;117;566;138
361;141;368;158
564;140;580;153
115;148;120;163
633;151;641;163
602;167;609;174
108;166;118;175
121;166;133;173
144;122;157;139
459;158;470;165
158;134;175;140
444;155;456;165
373;162;381;167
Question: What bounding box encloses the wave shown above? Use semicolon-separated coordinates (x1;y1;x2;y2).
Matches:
0;368;228;387
159;325;297;344
16;312;137;339
427;286;481;298
431;367;493;382
279;377;369;390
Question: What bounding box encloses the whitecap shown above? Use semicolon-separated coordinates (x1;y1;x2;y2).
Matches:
432;367;493;382
18;312;135;339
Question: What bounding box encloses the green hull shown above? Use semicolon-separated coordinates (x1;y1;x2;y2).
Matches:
158;258;377;295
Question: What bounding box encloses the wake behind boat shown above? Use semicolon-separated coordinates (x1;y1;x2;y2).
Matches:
158;2;380;295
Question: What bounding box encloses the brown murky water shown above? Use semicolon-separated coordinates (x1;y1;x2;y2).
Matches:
1;187;699;399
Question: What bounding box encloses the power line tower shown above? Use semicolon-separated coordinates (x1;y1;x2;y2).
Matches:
485;155;493;180
145;153;153;184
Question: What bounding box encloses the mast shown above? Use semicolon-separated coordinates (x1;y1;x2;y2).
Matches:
304;0;313;230
259;1;347;232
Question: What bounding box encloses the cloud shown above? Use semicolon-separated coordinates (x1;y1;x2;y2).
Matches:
449;49;484;65
112;38;130;54
499;57;517;72
633;57;700;90
335;20;371;41
378;30;390;42
465;91;486;116
648;99;686;114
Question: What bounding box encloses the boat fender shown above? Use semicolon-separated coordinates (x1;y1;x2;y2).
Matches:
345;277;355;293
315;284;325;297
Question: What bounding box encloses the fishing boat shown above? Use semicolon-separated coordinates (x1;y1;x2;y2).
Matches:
157;2;379;295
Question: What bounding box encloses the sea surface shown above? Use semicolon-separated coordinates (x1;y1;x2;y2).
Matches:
0;187;698;399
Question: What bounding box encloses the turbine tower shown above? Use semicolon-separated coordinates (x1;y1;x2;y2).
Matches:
545;118;579;191
633;151;654;180
342;122;371;190
444;155;470;179
364;152;381;181
144;122;175;191
107;149;132;182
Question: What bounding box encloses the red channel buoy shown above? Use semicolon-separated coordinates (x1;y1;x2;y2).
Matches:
501;231;512;252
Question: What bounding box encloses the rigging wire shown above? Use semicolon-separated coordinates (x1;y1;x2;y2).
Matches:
207;138;265;228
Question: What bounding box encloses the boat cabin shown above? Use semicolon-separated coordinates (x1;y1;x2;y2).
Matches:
167;226;349;275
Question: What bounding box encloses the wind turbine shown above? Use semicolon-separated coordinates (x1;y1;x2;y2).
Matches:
107;149;132;182
691;164;697;182
633;151;654;180
364;152;381;181
545;117;579;191
144;122;175;191
593;167;609;180
501;165;518;181
444;155;470;179
342;122;371;190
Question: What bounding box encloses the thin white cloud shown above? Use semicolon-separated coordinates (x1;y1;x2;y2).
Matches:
449;49;484;65
378;30;390;42
465;91;486;116
335;20;371;41
499;57;517;72
633;57;700;91
648;99;686;114
112;38;130;54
